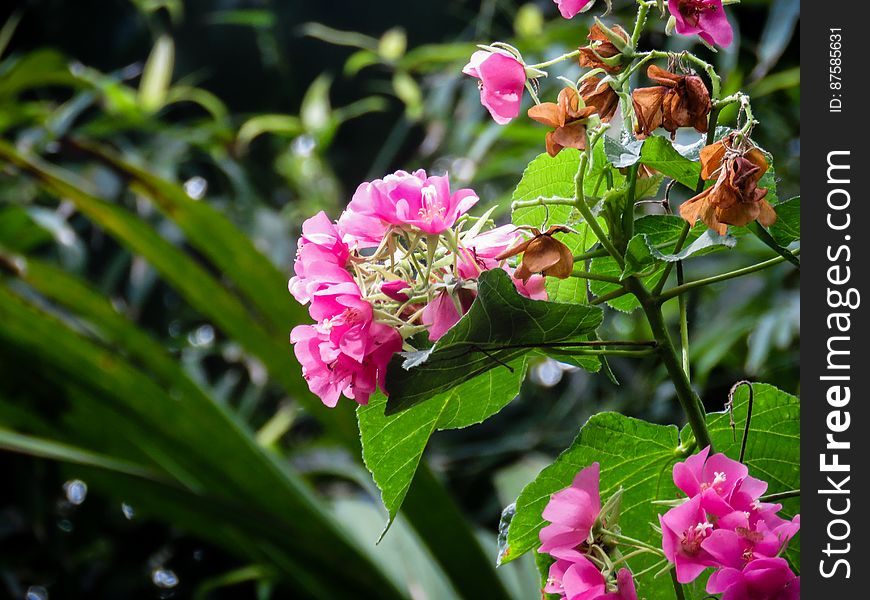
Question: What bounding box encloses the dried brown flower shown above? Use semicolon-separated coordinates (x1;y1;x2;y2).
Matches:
528;87;598;157
632;65;711;138
578;23;630;73
579;76;619;123
679;134;777;234
495;225;574;282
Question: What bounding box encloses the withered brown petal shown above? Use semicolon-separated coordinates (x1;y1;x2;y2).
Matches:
494;237;533;261
632;86;666;137
699;142;727;180
528;102;563;128
520;236;572;280
587;22;629;44
541;238;575;279
757;200;778;227
679;187;714;227
545;131;564;157
743;147;770;183
716;200;761;228
647;64;684;87
552;121;588;151
579;77;619;122
557;87;581;117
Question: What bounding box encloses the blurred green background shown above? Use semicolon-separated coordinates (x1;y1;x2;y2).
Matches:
0;0;798;598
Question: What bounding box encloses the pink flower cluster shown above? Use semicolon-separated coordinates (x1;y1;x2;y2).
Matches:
538;464;638;600
660;447;800;598
289;169;548;407
289;212;403;408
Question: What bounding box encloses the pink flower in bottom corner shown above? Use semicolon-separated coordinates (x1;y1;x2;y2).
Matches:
546;555;638;600
659;495;716;583
463;50;527;125
667;0;733;48
706;557;799;600
538;463;601;558
553;0;595;19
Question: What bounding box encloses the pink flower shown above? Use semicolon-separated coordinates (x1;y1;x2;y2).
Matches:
667;0;733;48
512;271;547;300
421;290;462;341
601;569;639;600
421;285;476;341
291;319;402;408
381;280;411;302
339;170;479;245
546;554;637;600
539;463;601;558
553;0;595;19
659;495;716;583
288;211;354;306
290;281;402;407
706;557;799;600
463;50;527;125
702;511;800;571
673;446;753;517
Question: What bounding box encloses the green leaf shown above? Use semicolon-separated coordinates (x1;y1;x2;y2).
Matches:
640;136;701;189
622;230;737;278
384;269;603;415
138;35;175;112
590;216;702;311
769;196;800;246
511;150;602;303
503;383;799;598
359;358;527;526
237;114;303;150
603;136;643;169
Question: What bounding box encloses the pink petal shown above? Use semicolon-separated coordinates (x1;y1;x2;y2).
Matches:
554;0;594;19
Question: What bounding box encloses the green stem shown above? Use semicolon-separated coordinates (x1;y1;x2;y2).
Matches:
761;489;800;502
529;49;581;70
590;287;631;306
573;246;611;263
574;138;624;267
623;163;639;249
570;269;623;284
677;262;690;378
511;196;576;210
552;348;656;358
600;528;662;553
631;281;713;450
670;568;687;600
659;251;799;302
630;1;650;48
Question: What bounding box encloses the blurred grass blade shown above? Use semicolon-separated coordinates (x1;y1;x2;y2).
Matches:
0;428;167;482
237;114;303;150
0;10;22;59
139;34;175;112
301;23;378;50
751;0;799;80
192;565;276;600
